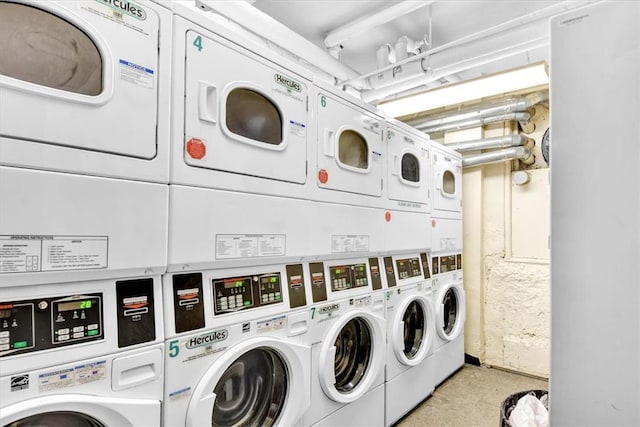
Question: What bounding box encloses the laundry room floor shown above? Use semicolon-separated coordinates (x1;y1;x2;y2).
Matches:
395;364;548;427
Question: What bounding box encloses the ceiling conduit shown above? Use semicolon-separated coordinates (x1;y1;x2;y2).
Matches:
408;91;547;132
324;1;436;49
462;146;532;168
344;0;593;91
450;134;533;153
195;0;361;85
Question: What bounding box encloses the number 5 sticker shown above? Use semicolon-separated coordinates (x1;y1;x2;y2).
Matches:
169;340;180;358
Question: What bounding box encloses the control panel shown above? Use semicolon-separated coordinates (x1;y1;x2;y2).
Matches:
456;254;463;270
420;252;431;279
439;255;456;273
213;273;283;315
0;293;103;357
329;263;368;292
395;257;421;280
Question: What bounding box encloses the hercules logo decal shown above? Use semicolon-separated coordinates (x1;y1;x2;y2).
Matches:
97;0;147;20
186;329;228;349
274;74;302;92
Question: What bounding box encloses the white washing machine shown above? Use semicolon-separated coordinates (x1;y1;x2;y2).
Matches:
0;277;165;426
431;143;463;219
430;266;465;387
163;262;312;426
383;252;437;426
385;120;431;214
0;0;171;183
162;1;312;201
313;81;386;209
0;166;168;287
303;257;386;427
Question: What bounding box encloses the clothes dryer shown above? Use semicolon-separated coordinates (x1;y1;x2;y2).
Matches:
0;166;168;287
431;143;463;219
0;0;171;183
0;277;164;425
385;120;431;214
162;1;312;201
313;82;386;209
383;252;436;426
163;263;312;426
303;257;386;427
430;268;465;387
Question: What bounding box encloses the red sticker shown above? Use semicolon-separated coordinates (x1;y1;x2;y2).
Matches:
318;169;329;184
432;219;437;227
186;138;206;160
385;212;391;222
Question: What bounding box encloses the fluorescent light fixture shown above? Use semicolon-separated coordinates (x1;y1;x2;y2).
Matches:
377;62;549;118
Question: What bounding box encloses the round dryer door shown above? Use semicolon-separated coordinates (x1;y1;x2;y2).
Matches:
318;310;385;403
186;338;309;427
392;295;434;366
436;284;465;341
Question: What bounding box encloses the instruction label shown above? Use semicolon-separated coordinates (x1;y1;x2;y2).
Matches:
0;235;108;274
39;360;106;392
216;234;286;259
119;59;154;89
289;120;307;138
331;235;370;253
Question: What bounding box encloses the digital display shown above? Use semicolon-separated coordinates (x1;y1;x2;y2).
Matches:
224;279;248;289
0;309;11;319
57;300;93;312
396;257;421;279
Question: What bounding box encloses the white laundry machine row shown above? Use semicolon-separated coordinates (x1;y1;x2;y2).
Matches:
302;256;386;427
0;276;165;426
0;0;172;183
431;142;463;220
382;251;437;427
162;263;312;426
0;166;168;287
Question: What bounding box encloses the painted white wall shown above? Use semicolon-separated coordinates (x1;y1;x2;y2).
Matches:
444;118;550;378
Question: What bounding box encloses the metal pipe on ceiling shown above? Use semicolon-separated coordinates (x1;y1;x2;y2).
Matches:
450;134;533;153
407;92;547;128
195;0;361;85
324;1;436;49
462;146;532;168
361;38;549;103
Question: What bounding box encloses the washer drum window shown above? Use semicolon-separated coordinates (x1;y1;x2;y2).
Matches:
334;317;372;393
4;411;106;427
402;300;425;359
211;347;288;427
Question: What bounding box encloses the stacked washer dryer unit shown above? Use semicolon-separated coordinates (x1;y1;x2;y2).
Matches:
429;142;465;387
155;1;315;425
0;1;170;425
303;257;386;427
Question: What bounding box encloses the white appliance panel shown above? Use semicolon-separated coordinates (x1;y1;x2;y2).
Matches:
183;25;308;185
431;144;462;217
0;167;168;286
0;0;170;182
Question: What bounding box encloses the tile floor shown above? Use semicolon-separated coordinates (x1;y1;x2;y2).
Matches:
396;364;549;427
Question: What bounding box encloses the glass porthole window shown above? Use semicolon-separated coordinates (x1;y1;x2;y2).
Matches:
226;89;283;145
211;348;287;427
0;3;102;95
5;412;106;427
338;130;368;169
442;170;456;195
401;153;420;183
334;318;372;393
442;288;458;335
402;300;425;359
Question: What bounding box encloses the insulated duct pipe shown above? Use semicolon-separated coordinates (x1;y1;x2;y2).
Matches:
462;147;532;168
417;111;531;133
195;0;361;85
324;1;436;49
407;92;547;130
450;134;533;153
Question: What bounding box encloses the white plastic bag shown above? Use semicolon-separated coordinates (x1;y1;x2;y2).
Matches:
508;393;549;427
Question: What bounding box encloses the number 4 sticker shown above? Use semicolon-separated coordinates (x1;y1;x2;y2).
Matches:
193;35;203;52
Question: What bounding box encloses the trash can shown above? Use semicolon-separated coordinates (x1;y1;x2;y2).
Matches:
500;390;548;427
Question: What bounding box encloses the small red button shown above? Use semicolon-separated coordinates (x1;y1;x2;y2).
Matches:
318;169;329;184
186;138;206;160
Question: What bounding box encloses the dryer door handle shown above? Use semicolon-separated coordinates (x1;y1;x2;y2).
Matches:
198;81;218;124
323;128;335;157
